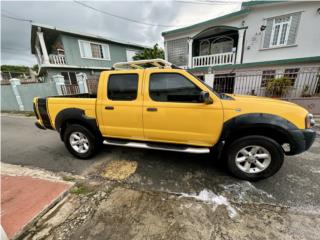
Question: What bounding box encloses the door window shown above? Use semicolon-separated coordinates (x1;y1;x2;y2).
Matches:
107;74;138;101
149;73;202;103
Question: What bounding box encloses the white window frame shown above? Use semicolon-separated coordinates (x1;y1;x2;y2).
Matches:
269;16;292;48
126;49;140;62
78;40;111;61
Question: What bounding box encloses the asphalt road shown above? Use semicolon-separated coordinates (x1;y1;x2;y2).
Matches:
2;114;320;212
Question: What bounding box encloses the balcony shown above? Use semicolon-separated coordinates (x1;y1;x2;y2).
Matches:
49;54;66;65
192;51;236;68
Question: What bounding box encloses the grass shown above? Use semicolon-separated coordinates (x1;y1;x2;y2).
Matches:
62;175;76;182
70;183;90;195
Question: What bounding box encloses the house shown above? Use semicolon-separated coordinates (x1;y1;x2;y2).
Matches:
31;23;150;84
162;1;320;97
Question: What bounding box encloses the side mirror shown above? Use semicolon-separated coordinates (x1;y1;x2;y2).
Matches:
200;91;213;104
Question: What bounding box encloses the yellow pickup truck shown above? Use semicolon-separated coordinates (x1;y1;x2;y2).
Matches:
33;59;316;180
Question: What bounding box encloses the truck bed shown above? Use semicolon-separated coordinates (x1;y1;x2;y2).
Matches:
35;95;97;130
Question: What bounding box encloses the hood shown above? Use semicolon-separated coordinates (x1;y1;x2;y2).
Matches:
221;94;308;129
227;94;299;106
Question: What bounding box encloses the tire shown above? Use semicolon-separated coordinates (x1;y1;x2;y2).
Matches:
63;124;99;159
226;135;284;181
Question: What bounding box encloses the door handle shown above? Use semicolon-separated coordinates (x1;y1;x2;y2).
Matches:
147;107;157;112
105;106;114;110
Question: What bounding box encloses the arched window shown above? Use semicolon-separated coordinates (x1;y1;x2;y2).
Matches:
211;36;234;54
199;40;210;56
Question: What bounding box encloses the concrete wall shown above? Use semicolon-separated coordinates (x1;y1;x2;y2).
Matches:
61;34;143;68
1;85;19;111
1;82;58;112
285;97;320;115
17;83;58;111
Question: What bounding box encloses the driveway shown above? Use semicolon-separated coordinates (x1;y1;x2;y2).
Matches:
2;114;320;212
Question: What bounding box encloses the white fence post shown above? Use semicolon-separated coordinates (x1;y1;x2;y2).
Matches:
204;74;215;88
9;78;24;111
52;74;65;95
76;73;88;94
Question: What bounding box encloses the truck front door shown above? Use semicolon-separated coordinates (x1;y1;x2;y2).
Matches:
97;70;144;140
142;69;223;147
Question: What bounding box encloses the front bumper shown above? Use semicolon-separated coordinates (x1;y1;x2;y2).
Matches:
288;128;316;155
302;129;316;151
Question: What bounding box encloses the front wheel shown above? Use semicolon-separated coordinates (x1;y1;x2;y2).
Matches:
63;124;98;159
226;136;284;181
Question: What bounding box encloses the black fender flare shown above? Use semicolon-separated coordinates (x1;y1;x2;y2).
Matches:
55;108;101;141
219;113;305;155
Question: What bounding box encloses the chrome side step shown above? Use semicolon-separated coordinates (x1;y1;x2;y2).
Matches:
103;139;210;154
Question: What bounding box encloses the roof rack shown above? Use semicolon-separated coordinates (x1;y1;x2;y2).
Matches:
113;59;172;70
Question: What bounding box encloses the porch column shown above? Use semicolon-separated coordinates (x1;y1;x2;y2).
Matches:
36;31;50;65
188;38;193;69
76;73;89;93
236;29;246;64
52;74;65;95
35;45;42;65
10;78;24;111
164;41;168;61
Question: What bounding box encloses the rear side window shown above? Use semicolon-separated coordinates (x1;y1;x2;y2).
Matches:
149;73;202;103
107;74;138;101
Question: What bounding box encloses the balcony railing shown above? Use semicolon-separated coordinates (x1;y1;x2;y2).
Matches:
193;52;236;67
49;54;66;65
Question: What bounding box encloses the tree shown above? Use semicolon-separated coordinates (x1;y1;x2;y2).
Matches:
32;64;39;72
0;65;29;73
133;44;164;60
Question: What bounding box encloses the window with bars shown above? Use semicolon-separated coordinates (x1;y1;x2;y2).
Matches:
166;38;188;66
284;68;299;86
78;40;110;60
199;40;210;56
261;70;276;87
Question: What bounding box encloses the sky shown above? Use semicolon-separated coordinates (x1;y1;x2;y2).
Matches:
1;0;241;66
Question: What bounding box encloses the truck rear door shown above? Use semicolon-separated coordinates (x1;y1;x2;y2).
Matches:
96;70;144;140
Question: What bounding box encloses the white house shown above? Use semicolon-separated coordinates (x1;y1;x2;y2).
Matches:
162;1;320;97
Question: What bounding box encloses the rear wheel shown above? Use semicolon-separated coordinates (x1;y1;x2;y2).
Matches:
63;124;98;159
226;135;284;181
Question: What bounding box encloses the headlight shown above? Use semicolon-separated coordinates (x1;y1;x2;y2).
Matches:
305;113;315;129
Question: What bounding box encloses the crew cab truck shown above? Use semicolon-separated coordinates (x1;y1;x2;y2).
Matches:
33;59;316;181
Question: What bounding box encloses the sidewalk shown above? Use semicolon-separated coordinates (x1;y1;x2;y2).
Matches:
1;164;73;239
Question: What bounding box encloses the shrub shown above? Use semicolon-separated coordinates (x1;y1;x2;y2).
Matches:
266;77;292;97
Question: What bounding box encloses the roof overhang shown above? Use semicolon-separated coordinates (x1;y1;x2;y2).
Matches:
162;9;250;38
31;23;152;54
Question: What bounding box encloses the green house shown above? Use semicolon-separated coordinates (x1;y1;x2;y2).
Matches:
30;23;149;84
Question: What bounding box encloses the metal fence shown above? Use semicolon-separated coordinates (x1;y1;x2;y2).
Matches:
212;70;320;98
87;78;98;94
61;84;80;95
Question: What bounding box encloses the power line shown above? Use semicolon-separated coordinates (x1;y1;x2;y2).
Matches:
73;0;182;28
175;0;240;5
1;13;32;23
2;47;31;52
